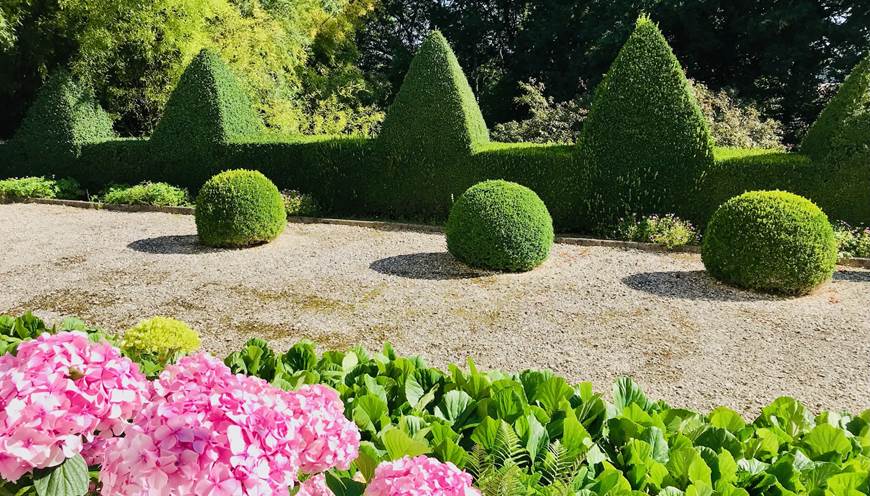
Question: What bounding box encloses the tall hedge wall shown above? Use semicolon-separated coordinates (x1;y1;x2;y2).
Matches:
577;16;714;227
1;23;869;232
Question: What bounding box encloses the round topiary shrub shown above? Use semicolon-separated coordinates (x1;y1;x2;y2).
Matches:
446;180;554;272
702;191;837;295
195;169;286;247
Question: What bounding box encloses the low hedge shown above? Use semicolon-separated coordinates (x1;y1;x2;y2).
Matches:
702;191;837;295
446;180;554;272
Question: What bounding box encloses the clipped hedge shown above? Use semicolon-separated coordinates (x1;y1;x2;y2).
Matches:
195;169;287;248
578;15;714;226
446;180;554;272
10;70;114;174
801;53;870;161
376;30;490;218
151;49;263;187
702;191;837;295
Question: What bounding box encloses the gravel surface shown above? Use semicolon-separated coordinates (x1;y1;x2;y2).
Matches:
2;203;870;417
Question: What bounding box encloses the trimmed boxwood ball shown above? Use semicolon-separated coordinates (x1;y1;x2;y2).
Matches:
195;169;287;248
702;191;837;296
446;180;554;272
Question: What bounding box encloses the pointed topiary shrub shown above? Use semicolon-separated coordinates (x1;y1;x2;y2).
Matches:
151;49;263;187
376;31;489;218
578;15;714;228
801;53;870;162
11;70;114;176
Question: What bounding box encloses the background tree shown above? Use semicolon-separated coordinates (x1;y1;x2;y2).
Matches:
356;0;870;144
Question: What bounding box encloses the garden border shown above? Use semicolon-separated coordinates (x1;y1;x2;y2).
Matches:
10;197;870;268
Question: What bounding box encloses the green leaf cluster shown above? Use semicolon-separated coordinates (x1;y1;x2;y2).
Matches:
702;191;838;295
227;338;870;496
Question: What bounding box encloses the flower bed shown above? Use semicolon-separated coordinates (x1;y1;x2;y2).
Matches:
3;313;870;495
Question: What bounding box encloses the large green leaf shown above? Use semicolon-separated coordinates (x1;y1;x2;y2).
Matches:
803;423;853;460
434;390;474;425
33;455;89;496
614;377;653;414
381;428;431;460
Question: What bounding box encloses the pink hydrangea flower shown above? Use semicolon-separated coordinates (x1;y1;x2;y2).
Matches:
297;474;334;496
365;456;480;496
0;332;151;481
290;385;360;473
100;353;360;496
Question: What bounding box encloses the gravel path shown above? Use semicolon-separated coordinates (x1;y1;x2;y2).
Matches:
2;203;869;417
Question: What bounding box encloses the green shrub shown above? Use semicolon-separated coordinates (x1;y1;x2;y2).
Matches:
0;176;81;200
702;191;837;295
578;15;714;226
150;49;263;187
195;169;287;247
281;189;320;217
801;53;870;161
490;79;587;144
11;70;114;174
614;214;697;249
376;30;489;218
690;79;784;149
99;182;190;207
122;316;201;375
834;222;870;259
446;180;553;272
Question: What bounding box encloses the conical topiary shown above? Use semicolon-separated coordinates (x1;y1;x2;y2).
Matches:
12;70;114;171
801;53;870;162
376;31;489;217
578;15;714;227
150;49;263;186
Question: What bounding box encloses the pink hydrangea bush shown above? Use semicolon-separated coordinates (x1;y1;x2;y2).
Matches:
0;332;151;481
365;456;480;496
99;353;360;496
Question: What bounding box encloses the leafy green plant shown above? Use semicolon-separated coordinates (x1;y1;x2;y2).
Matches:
121;316;201;376
702;190;838;295
282;189;320;217
833;222;870;259
491;79;587;144
99;182;190;207
613;214;698;249
446;180;554;272
0;177;81;201
0;312;110;356
225;337;870;496
195;169;287;248
578;15;715;227
690;79;784;149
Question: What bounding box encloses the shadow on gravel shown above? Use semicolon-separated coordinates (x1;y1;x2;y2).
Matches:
127;235;220;255
834;270;870;283
370;252;489;280
622;271;778;302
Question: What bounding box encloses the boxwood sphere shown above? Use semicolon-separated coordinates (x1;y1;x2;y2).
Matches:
702;191;837;295
446;180;554;272
195;169;287;247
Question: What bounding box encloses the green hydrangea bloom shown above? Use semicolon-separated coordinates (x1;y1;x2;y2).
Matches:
122;317;201;369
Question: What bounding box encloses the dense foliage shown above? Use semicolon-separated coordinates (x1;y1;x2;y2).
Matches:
11;71;114;171
195;169;287;248
690;80;784;150
99;182;190;207
490;80;588;144
376;31;490;218
0;0;377;137
833;222;870;259
702;191;838;296
578;16;714;227
446;180;554;272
